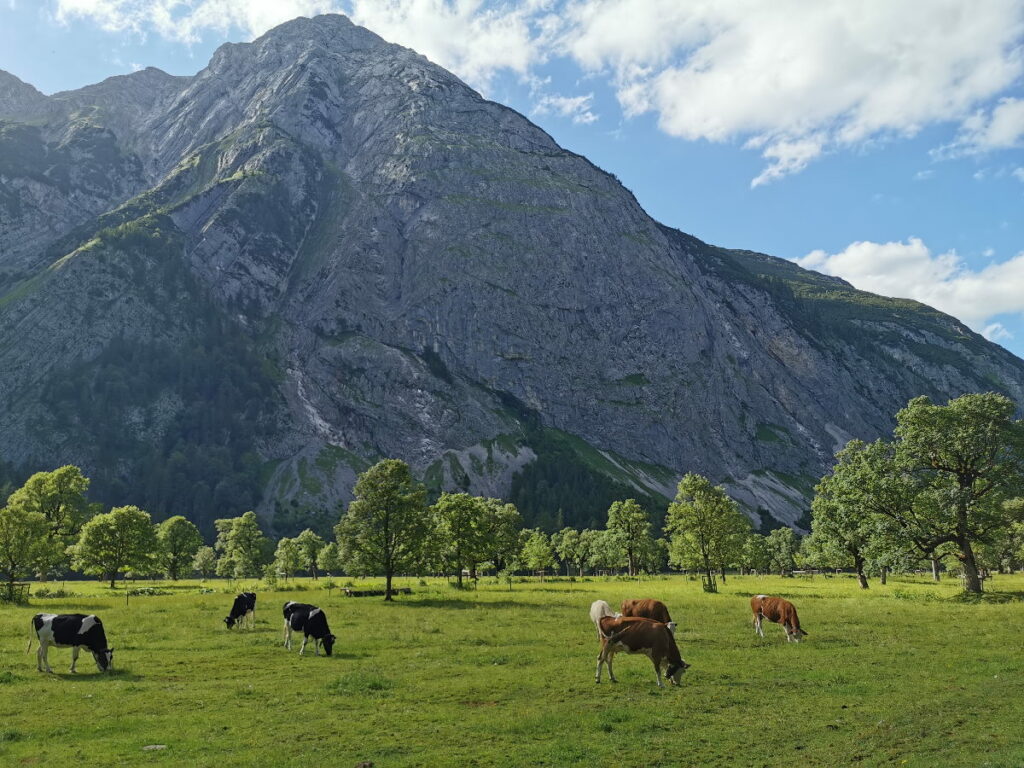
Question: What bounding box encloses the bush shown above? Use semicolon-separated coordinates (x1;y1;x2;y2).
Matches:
32;588;81;599
127;587;169;596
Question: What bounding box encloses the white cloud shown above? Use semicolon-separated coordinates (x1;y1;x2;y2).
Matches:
938;97;1024;156
561;0;1024;184
984;322;1014;341
914;169;935;181
55;0;344;43
348;0;554;90
796;237;1024;333
533;92;597;124
1014;167;1024;182
749;136;823;188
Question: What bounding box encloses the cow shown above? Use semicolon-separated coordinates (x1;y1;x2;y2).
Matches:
595;615;689;688
224;592;257;629
282;601;336;656
27;613;113;674
621;598;677;635
589;599;621;640
751;595;807;642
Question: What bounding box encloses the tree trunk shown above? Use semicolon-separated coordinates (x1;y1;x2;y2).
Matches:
720;565;727;583
627;551;635;578
880;566;888;585
958;537;983;593
385;572;394;601
456;568;463;588
109;575;116;589
931;558;941;581
854;554;869;589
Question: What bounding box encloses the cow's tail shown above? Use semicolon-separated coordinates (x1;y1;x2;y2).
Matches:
25;619;34;653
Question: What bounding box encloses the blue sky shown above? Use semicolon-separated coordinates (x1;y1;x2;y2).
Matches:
3;0;1024;358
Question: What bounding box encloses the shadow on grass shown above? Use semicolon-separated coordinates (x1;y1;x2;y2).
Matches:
948;590;1024;604
28;602;123;612
392;598;576;610
42;668;142;682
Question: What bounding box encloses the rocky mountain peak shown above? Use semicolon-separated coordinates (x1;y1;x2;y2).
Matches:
1;14;1022;536
0;69;49;119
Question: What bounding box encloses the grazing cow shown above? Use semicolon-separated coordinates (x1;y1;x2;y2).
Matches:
621;598;677;635
27;614;113;674
225;592;257;629
282;601;336;656
589;599;621;640
595;615;689;688
751;595;807;642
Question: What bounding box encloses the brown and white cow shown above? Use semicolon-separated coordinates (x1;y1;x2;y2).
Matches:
621;598;677;635
751;595;807;642
595;615;690;687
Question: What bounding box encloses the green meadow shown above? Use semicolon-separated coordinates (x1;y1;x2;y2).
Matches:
1;573;1023;768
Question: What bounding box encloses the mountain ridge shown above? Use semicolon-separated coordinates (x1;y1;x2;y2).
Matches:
1;13;1022;536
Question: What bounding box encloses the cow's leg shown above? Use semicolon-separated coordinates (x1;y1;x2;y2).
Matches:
595;646;605;683
70;646;79;673
783;623;792;642
299;635;308;655
313;638;320;657
754;615;764;637
39;642;52;673
606;650;617;683
283;621;291;649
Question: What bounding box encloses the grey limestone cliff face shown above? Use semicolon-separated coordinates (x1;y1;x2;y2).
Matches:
2;14;1023;533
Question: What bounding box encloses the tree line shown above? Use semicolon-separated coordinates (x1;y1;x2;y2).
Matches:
2;392;1021;597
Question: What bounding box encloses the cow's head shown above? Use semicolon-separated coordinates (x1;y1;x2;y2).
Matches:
665;660;690;685
322;634;337;656
93;648;114;673
224;616;237;629
785;624;807;643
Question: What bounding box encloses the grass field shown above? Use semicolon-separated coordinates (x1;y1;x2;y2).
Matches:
1;572;1023;767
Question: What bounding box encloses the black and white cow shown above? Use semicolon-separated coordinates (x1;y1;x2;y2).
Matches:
224;592;257;629
28;613;113;674
282;601;336;656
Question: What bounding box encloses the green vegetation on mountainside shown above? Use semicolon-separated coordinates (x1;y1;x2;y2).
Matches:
30;216;281;537
510;428;670;531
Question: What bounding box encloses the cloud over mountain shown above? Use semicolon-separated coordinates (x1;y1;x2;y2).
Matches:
52;0;1024;185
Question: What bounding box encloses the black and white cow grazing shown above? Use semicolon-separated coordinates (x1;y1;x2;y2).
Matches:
225;592;257;629
27;614;113;674
282;601;336;656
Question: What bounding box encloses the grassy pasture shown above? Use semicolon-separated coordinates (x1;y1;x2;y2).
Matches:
1;573;1023;767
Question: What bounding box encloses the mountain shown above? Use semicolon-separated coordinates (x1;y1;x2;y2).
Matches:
2;14;1022;537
